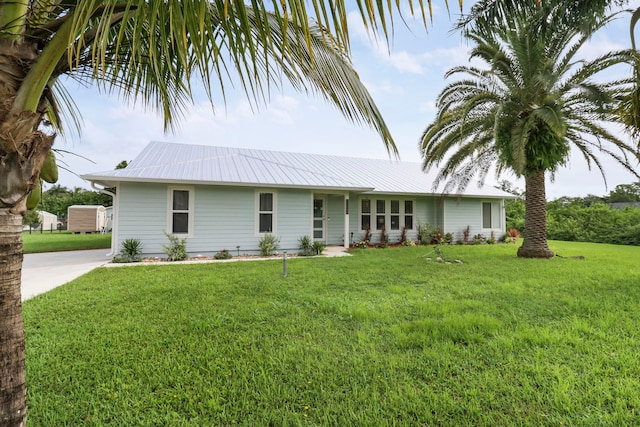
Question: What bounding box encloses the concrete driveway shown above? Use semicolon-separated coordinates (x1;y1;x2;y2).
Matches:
21;249;112;301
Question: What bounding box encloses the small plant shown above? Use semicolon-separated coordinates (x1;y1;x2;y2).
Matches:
298;235;315;256
112;238;143;263
430;227;443;244
312;241;325;255
363;225;372;243
443;232;453;244
462;225;471;244
378;226;389;248
259;233;279;256
163;232;188;261
355;240;369;249
398;226;408;245
472;233;486;245
417;221;431;245
402;238;416;247
214;249;233;260
487;231;496;245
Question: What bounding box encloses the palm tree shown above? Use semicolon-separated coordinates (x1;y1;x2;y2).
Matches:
420;0;640;259
0;1;449;424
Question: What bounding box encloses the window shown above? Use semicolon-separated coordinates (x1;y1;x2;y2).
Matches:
390;200;400;230
404;200;414;230
360;198;414;231
482;202;492;228
258;192;275;233
361;199;371;230
376;199;386;230
168;187;193;236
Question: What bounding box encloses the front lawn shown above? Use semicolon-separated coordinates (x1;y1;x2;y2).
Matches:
22;231;111;253
24;241;640;426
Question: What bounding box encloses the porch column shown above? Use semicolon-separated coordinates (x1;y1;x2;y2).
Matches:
344;195;350;249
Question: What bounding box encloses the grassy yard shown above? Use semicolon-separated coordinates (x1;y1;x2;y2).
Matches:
24;241;640;426
22;231;111;253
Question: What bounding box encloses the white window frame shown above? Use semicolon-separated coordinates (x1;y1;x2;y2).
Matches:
481;201;493;229
403;199;415;230
167;186;194;238
255;190;278;235
360;197;415;231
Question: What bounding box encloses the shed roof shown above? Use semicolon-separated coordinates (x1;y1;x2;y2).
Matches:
82;141;512;198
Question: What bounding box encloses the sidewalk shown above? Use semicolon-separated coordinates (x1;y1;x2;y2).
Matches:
21;249;112;301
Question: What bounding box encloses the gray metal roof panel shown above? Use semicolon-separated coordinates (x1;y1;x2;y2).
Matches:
83;141;513;198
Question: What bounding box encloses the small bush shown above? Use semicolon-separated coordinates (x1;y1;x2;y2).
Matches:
430;227;443;244
379;226;389;248
355;240;369;249
163;233;188;261
472;234;486;245
462;225;471;244
312;241;325;255
443;232;453;244
487;231;496;245
298;235;315;256
214;249;233;260
259;233;279;256
112;238;142;263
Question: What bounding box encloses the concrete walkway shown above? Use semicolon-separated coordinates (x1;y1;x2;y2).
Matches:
21;249;112;301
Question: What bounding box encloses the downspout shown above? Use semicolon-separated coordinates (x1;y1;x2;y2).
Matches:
91;182;117;256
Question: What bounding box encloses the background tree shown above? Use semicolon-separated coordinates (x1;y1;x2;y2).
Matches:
0;1;450;424
115;160;129;170
420;0;640;259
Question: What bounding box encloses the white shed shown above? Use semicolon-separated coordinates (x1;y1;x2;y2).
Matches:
37;211;58;231
67;205;107;233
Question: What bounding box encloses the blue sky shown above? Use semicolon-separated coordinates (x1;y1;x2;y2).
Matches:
52;1;640;199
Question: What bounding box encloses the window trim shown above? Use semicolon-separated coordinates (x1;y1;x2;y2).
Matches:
255;190;278;235
360;197;415;231
167;186;195;238
481;201;493;229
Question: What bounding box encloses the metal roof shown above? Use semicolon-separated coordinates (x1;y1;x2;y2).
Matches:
82;141;513;198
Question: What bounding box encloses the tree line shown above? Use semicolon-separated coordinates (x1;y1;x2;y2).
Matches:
24;185;112;227
505;182;640;246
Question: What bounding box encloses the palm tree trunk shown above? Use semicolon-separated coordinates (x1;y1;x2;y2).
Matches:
517;168;554;259
0;209;27;426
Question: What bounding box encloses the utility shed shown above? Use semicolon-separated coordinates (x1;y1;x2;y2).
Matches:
67;205;107;233
38;211;57;231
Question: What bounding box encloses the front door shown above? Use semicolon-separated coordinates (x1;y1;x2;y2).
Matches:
313;197;326;242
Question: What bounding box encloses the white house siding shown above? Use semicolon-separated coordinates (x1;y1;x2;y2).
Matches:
276;189;313;251
443;198;504;241
117;183;315;256
116;182;168;254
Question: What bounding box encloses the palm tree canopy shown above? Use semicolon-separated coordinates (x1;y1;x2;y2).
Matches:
0;0;455;159
420;1;640;194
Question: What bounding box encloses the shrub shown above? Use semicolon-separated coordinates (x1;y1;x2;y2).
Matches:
443;232;453;244
312;241;325;255
112;238;142;263
298;235;315;256
461;225;471;244
379;226;389;248
398;226;408;245
487;231;496;245
430;227;443;244
214;249;233;260
163;233;188;261
472;234;486;245
417;221;431;245
259;233;279;256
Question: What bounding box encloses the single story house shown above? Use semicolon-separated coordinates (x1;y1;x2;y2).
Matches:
82;141;513;258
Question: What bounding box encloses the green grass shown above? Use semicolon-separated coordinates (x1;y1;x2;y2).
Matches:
24;241;640;426
22;231;111;253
